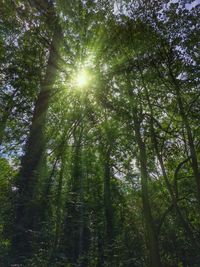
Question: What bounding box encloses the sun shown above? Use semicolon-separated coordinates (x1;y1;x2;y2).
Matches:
75;69;90;88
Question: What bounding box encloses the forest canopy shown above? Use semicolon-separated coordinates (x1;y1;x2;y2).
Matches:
0;0;200;266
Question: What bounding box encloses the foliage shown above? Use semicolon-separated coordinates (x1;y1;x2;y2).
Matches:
0;0;199;266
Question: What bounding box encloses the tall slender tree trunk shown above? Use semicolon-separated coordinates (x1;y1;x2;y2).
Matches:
63;128;88;266
133;113;162;267
169;70;200;209
97;232;104;267
49;153;65;265
11;25;62;264
72;130;85;265
104;148;114;243
103;147;114;266
78;141;85;266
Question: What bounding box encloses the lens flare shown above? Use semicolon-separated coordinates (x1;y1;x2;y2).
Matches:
75;69;89;88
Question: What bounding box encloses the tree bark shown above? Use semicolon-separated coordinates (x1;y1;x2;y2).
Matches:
133;113;162;267
11;25;62;264
104;148;114;244
143;82;196;244
169;70;200;210
0;89;18;147
63;128;89;266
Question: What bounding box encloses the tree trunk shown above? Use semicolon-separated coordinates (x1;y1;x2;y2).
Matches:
169;70;200;209
143;83;196;244
11;26;62;264
104;148;114;244
49;153;65;265
151;118;196;242
133;113;162;267
0;89;18;147
0;111;9;146
103;146;114;266
63;128;88;266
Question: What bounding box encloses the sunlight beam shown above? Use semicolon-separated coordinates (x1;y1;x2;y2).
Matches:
75;69;90;88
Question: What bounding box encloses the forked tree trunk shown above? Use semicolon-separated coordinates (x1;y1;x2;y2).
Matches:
143;81;196;244
169;70;200;210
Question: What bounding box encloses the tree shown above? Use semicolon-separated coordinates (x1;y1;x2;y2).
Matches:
0;0;199;266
